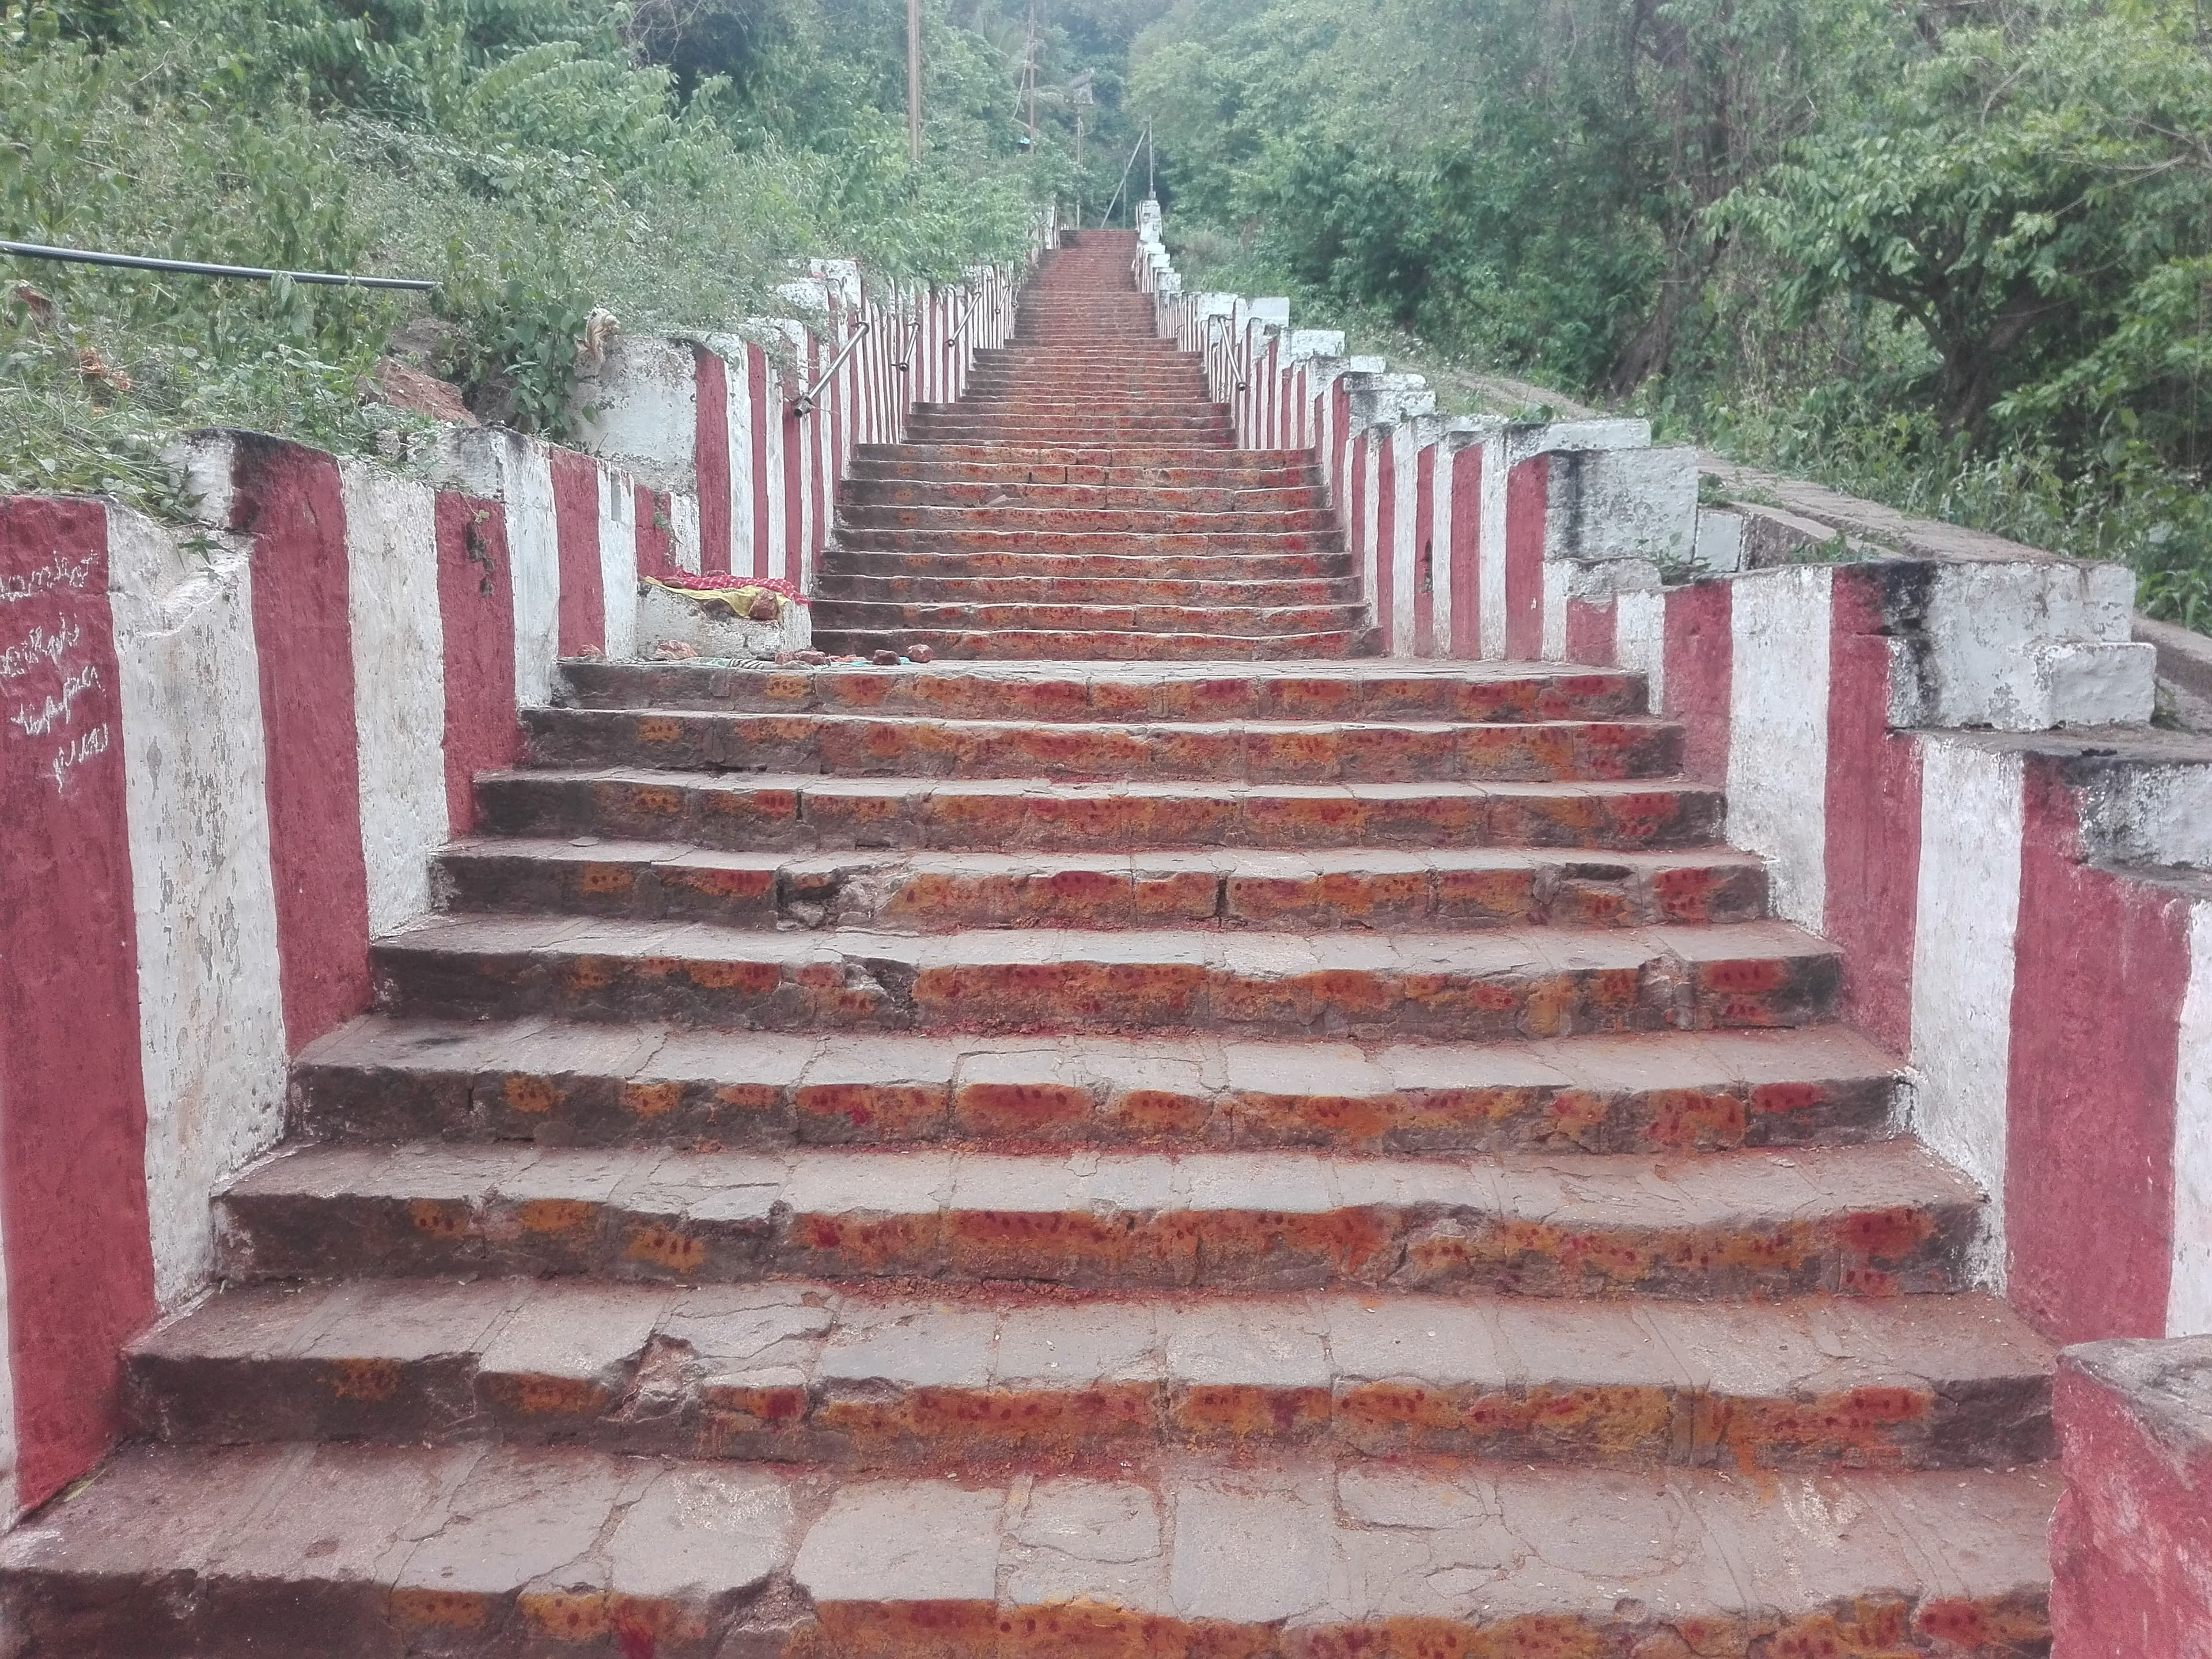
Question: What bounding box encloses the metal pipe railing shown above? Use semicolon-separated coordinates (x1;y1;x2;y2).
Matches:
789;317;872;416
1099;124;1149;230
1;239;435;291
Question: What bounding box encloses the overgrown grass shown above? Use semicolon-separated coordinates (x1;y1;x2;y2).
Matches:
1;2;1044;518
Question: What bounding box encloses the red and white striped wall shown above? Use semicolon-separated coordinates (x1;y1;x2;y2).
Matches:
1576;557;2209;1349
0;244;1040;1522
1137;238;1706;660
576;260;1026;597
0;436;635;1517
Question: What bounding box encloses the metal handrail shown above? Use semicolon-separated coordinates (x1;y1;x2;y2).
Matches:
1099;123;1149;229
1;238;434;291
789;317;872;416
942;294;974;354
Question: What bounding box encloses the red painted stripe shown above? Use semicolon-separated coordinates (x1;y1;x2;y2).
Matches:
1413;444;1436;656
1662;578;1732;782
2006;756;2189;1344
691;347;732;576
1449;445;1482;657
635;484;678;582
234;437;373;1049
747;344;772;578
0;497;158;1510
1331;380;1353;544
1374;433;1396;654
434;493;520;838
783;349;806;589
2051;1357;2212;1656
1821;568;1921;1052
1565;597;1615;664
1503;454;1548;659
547;448;604;657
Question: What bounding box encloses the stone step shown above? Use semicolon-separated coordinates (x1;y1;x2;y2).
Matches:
805;599;1366;639
434;840;1766;934
0;1442;2057;1659
835;504;1337;534
555;659;1646;724
812;571;1361;607
854;442;1310;469
368;914;1840;1036
831;527;1340;555
293;1016;1896;1152
520;708;1686;784
806;626;1369;661
215;1138;1979;1296
127;1278;2053;1472
848;457;1318;488
589;656;1580;710
840;479;1328;511
822;546;1355;580
474;768;1724;854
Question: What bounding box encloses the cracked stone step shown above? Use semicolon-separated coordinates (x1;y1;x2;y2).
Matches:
832;527;1338;556
214;1138;1980;1297
521;709;1686;785
474;769;1726;854
368;915;1840;1036
805;600;1367;639
855;443;1315;469
812;572;1364;607
0;1441;2056;1659
556;659;1647;725
127;1278;2055;1472
835;505;1339;534
839;480;1329;511
432;842;1768;935
805;627;1372;662
825;547;1358;581
295;1018;1898;1153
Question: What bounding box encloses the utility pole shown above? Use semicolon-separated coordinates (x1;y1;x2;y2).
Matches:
1023;0;1039;149
907;0;922;162
1074;109;1084;227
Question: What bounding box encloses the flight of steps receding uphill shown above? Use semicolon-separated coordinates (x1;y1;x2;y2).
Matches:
810;230;1370;661
0;266;2058;1659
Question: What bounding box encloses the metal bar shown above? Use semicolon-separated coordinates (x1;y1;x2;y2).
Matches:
1100;127;1147;229
942;294;974;353
0;240;435;291
789;317;872;416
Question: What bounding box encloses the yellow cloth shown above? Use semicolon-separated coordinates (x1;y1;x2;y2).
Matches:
643;576;790;616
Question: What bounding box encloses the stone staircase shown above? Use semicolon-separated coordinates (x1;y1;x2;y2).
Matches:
810;233;1370;660
0;232;2057;1657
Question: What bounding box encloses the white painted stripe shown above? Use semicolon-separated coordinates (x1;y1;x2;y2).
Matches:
505;440;560;706
340;462;448;935
1478;433;1508;660
763;350;787;575
1540;562;1570;661
1429;442;1455;656
597;465;638;660
1909;737;2026;1291
2170;897;2212;1334
728;349;755;578
669;492;703;580
1613;589;1667;712
1726;566;1832;929
111;513;288;1308
1390;425;1417;653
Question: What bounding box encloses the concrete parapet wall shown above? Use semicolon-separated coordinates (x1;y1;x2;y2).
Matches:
0;230;1046;1525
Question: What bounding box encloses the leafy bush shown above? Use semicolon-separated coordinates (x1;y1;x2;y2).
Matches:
1;0;1047;514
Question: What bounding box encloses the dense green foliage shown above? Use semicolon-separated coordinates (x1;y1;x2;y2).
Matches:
1;0;1081;512
1133;0;2212;626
